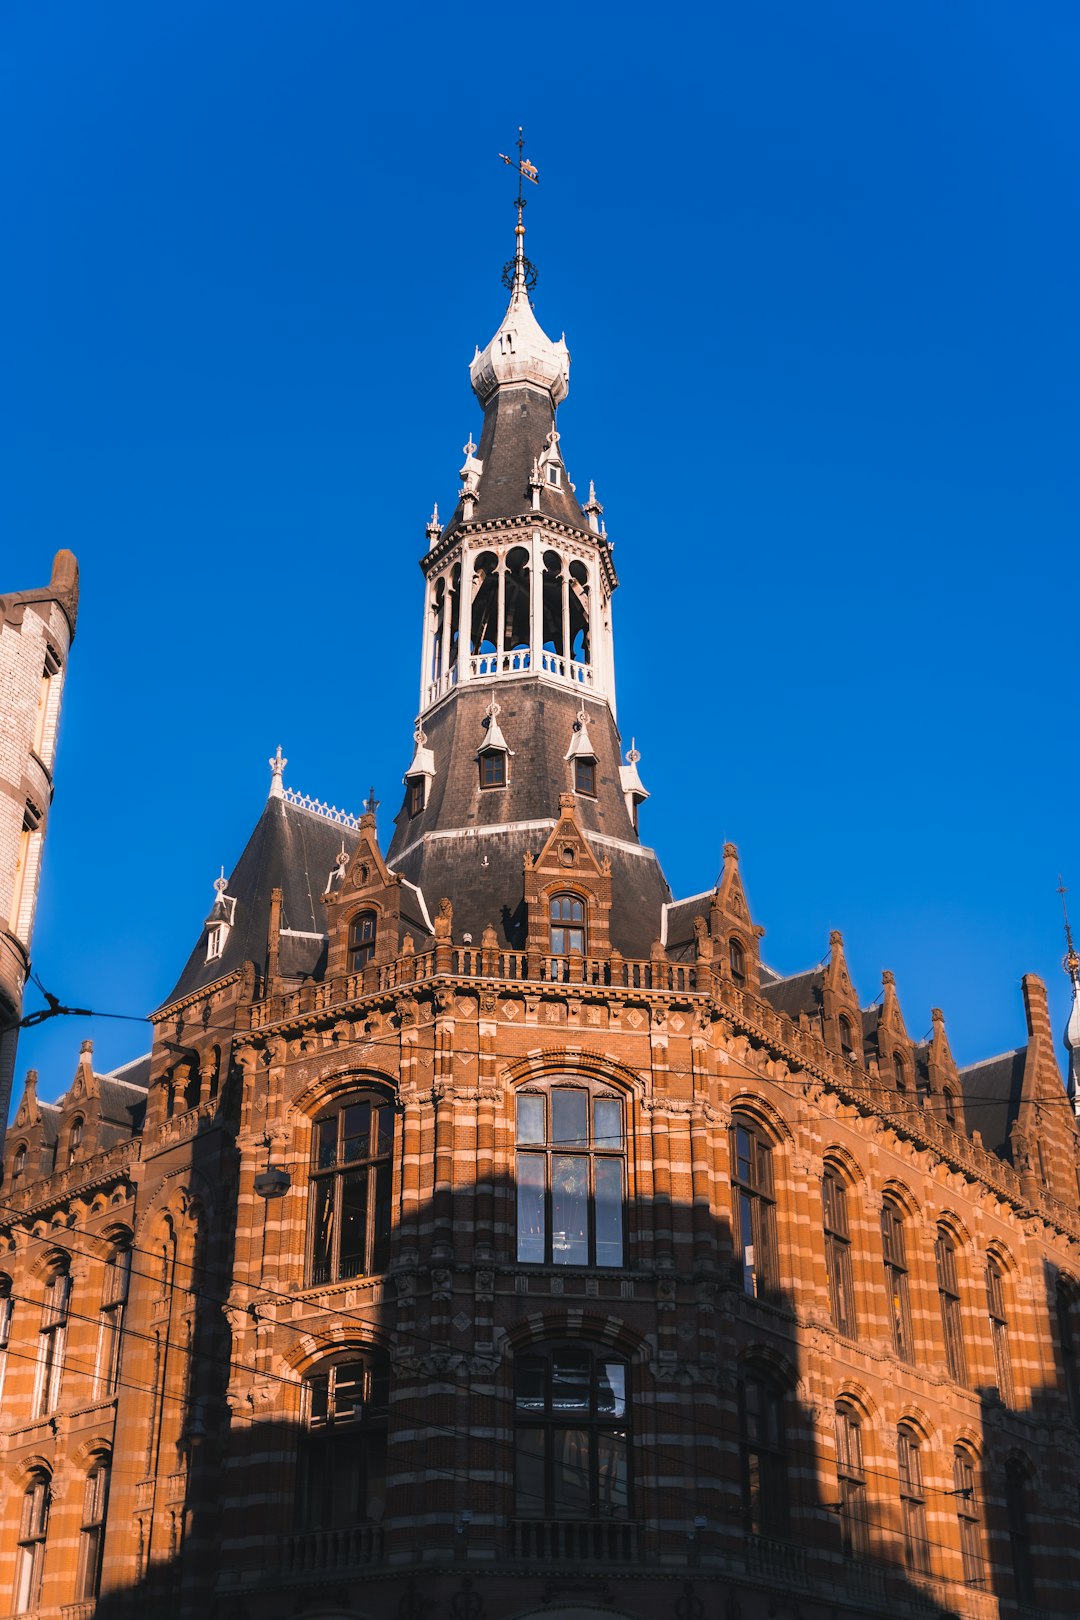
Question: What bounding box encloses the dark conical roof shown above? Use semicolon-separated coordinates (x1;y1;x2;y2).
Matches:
442;383;592;539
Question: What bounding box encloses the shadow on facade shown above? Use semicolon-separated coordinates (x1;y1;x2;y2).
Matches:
71;1172;1066;1620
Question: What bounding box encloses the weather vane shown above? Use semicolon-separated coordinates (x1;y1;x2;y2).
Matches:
1059;876;1080;978
498;127;539;294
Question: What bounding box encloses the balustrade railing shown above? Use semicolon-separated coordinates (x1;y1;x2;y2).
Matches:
744;1533;807;1586
511;1517;641;1562
279;1523;384;1574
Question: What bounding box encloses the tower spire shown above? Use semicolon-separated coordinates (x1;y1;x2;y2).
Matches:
1058;876;1080;1115
498;127;538;295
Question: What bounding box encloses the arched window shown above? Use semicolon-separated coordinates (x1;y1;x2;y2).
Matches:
935;1227;967;1383
309;1095;394;1284
986;1257;1013;1405
953;1448;982;1587
11;1143;26;1184
1005;1461;1034;1603
893;1052;908;1093
68;1117;84;1165
728;936;747;986
737;1368;787;1535
513;1343;629;1521
97;1239;131;1397
881;1199;913;1363
942;1087;957;1126
1056;1282;1080;1423
348;912;378;971
838;1014;856;1060
516;1084;624;1267
731;1116;778;1298
897;1424;930;1574
33;1261;70;1418
549;893;586;959
78;1455;111;1599
298;1354;388;1529
822;1169;855;1336
14;1470;50;1613
834;1401;867;1557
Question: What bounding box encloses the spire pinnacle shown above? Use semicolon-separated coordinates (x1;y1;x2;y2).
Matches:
498;127;539;295
268;745;287;799
1059;875;1079;980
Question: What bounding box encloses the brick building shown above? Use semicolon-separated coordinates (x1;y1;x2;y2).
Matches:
0;552;79;1131
3;204;1080;1620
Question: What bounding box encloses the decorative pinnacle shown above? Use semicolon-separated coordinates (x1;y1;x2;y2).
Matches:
213;866;228;900
1059;877;1080;979
414;720;428;747
626;738;641;765
425;502;441;541
269;745;287;799
364;785;380;818
463;434;477;459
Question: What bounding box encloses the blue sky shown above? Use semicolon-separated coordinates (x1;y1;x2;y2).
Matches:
3;1;1077;1101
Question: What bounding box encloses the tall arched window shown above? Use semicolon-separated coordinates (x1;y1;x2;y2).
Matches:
1056;1282;1080;1423
731;1116;778;1297
838;1014;856;1060
897;1424;930;1574
67;1116;84;1165
549;894;586;958
986;1257;1013;1405
514;1343;629;1521
935;1227;967;1383
78;1455;111;1600
309;1095;394;1284
737;1368;787;1535
881;1199;913;1363
942;1087;957;1126
33;1261;70;1418
97;1238;131;1397
516;1084;624;1267
893;1052;908;1094
11;1143;27;1184
348;912;378;971
1005;1460;1034;1604
834;1401;867;1557
729;937;747;986
953;1447;982;1587
822;1169;855;1336
14;1470;50;1614
0;1273;13;1407
298;1354;388;1529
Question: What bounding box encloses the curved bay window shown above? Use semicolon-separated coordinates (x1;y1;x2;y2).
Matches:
881;1199;913;1363
731;1116;778;1297
986;1257;1013;1405
348;911;377;971
822;1169;855;1336
78;1456;111;1600
935;1227;967;1383
299;1355;388;1529
514;1344;629;1520
14;1471;50;1614
310;1096;394;1285
516;1086;624;1267
738;1368;787;1535
897;1424;930;1574
549;893;586;958
834;1401;868;1557
33;1262;70;1418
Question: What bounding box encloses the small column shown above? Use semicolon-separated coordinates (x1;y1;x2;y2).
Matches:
495;553;506;664
560;563;570;672
458;545;473;684
530;531;543;673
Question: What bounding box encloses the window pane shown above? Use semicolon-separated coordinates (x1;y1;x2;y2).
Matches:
371;1162;392;1273
517;1154;546;1263
735;1126;753;1184
515;1356;546;1413
339;1172;368;1278
308;1374;329;1426
594;1157;623;1268
552;1156;588;1265
311;1181;335;1284
596;1429;628;1517
342;1102;371;1163
333;1363;366;1421
593;1097;622;1149
374;1106;393;1159
316;1118;337;1169
517;1094;546;1146
515;1428;545;1516
552;1428;591;1515
598;1361;626;1418
550;1349;591;1412
552;1091;588;1146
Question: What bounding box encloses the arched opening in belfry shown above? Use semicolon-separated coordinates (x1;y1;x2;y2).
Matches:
429;577;446;684
504;546;531;651
471;551;500;654
447;562;460;672
542;550;565;657
569;559;590;664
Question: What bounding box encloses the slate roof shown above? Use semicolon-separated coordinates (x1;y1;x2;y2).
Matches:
959;1048;1027;1159
759;967;825;1023
664;893;713;961
442;383;592;539
161;797;360;1009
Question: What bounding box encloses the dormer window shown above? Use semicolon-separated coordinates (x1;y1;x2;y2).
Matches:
12;1143;26;1183
547;464;561;488
729;937;747;986
68;1117;83;1165
206;923;225;961
574;758;596;796
480;750;507;789
838;1014;855;1059
349;912;377;971
550;893;586;957
408;777;426;817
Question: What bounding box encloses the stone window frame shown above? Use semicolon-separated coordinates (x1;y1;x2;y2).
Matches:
14;1467;51;1614
822;1164;856;1338
881;1196;914;1364
307;1090;396;1287
512;1339;632;1523
896;1419;931;1575
77;1451;111;1601
32;1256;71;1419
730;1112;780;1299
934;1222;968;1385
514;1078;626;1269
347;909;379;971
834;1397;869;1558
736;1359;789;1537
296;1349;390;1531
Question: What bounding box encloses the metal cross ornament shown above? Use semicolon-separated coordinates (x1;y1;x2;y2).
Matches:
499;127;539;293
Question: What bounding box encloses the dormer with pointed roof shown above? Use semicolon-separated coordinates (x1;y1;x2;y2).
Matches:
709;843;763;994
821;930;863;1063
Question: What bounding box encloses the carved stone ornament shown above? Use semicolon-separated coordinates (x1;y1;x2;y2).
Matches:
433;897;454;940
393;1348;502;1377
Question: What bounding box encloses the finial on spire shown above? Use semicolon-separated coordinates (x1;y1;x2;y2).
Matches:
498;128;539;294
426;502;441;543
269;745;287;799
364;785;380;818
213;866;228;901
1059;876;1079;980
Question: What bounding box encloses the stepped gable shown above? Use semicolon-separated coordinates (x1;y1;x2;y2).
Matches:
959;1048;1027;1158
162;792;361;1009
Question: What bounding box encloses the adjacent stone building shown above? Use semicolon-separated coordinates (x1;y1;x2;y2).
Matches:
0;552;79;1130
2;208;1080;1620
